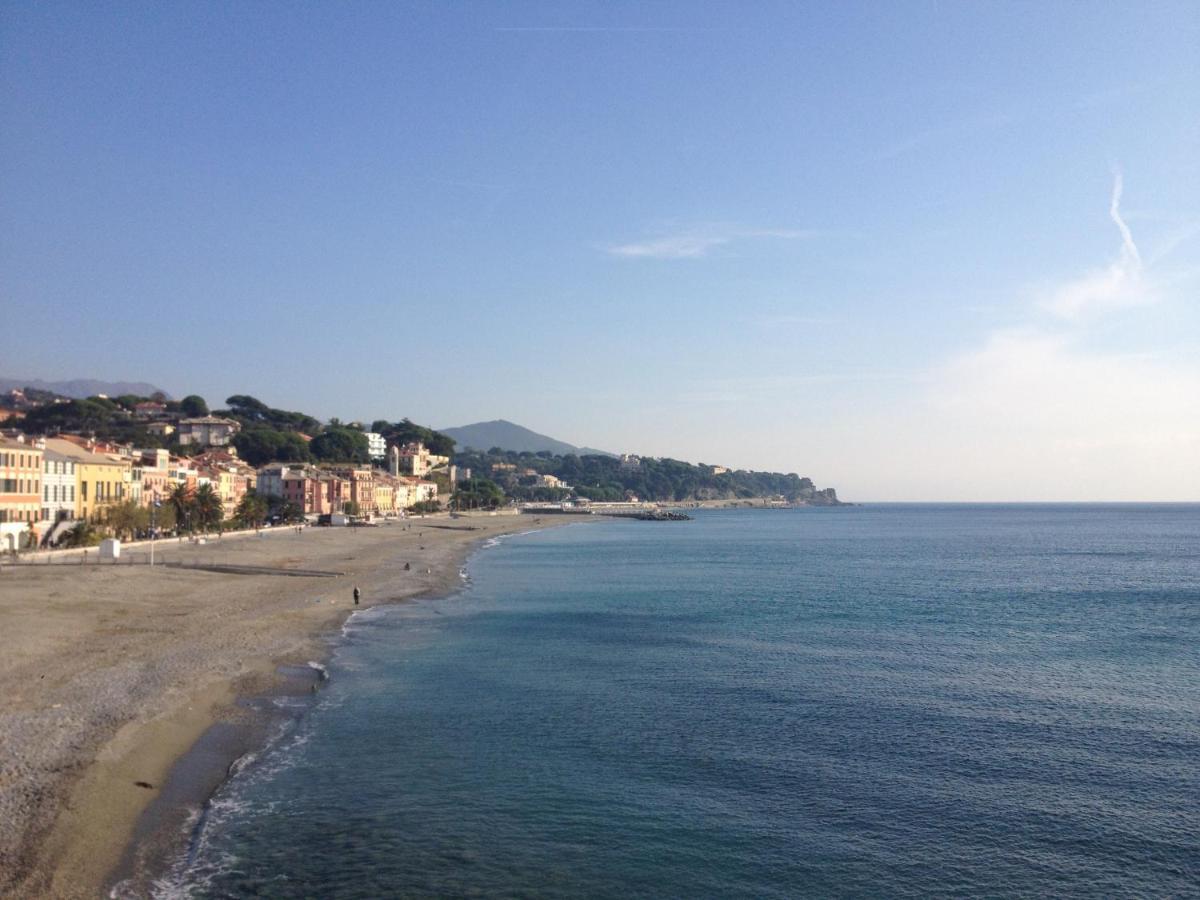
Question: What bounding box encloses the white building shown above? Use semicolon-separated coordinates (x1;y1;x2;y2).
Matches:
401;477;439;506
177;416;241;447
40;447;77;525
257;464;298;499
365;432;386;460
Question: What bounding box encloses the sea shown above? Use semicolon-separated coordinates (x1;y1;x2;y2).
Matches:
153;505;1199;898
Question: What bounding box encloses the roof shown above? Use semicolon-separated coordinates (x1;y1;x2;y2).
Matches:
40;437;128;466
0;436;42;452
179;416;240;426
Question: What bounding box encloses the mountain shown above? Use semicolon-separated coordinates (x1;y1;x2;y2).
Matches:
440;420;615;457
0;376;171;400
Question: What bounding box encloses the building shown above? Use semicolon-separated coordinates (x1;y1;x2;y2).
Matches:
42;437;133;522
256;464;297;500
281;468;325;516
535;473;566;489
619;454;642;471
137;449;172;506
177;416;241;447
133;401;167;418
40;445;77;525
401;477;438;507
168;457;199;493
192;449;257;520
396;442;449;478
145;421;176;439
365;432;386;460
1;436;44;550
373;473;400;516
331;467;377;514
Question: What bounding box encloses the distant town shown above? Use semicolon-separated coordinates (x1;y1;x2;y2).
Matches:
0;386;839;552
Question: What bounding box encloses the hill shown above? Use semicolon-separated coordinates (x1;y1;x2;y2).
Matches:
0;376;171;400
441;419;614;457
454;446;842;505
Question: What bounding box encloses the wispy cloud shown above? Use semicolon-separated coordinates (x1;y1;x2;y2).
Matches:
606;226;819;259
891;170;1200;498
1041;171;1151;319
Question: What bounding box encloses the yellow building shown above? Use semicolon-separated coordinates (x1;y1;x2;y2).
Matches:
42;438;133;522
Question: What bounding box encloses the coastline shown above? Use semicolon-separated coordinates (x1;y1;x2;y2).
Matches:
0;513;574;899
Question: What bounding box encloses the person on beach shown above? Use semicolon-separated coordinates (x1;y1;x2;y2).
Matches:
353;586;360;605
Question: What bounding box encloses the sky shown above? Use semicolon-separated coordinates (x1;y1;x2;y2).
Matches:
2;1;1198;500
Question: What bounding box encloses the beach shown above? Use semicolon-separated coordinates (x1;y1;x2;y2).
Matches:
0;513;565;899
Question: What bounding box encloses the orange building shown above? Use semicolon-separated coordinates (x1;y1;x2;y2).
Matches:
1;437;44;550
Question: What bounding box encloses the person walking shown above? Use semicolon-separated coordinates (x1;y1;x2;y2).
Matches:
353;586;361;606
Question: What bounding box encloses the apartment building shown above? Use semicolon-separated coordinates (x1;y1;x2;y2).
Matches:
1;437;43;549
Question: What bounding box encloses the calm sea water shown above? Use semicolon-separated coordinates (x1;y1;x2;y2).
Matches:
163;506;1199;898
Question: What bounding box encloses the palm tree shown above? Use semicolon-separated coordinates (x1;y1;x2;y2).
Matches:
62;521;99;548
193;484;223;533
235;492;268;528
169;483;194;534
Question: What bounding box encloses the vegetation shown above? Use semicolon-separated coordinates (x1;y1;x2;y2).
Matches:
369;418;455;457
310;426;370;463
219;395;321;433
451;477;505;509
18;398;172;447
166;482;223;532
271;499;305;523
232;427;313;467
105;500;149;540
179;394;209;416
235;491;269;528
453;448;838;504
61;521;101;548
192;484;223;531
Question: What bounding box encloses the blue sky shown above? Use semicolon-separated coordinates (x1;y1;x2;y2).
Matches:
2;1;1197;499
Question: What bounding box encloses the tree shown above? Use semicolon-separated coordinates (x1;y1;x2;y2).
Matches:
343;500;360;516
374;418;455;457
275;500;304;523
180;395;209;417
235;491;269;528
222;395;319;433
61;521;100;548
151;500;176;534
310;427;370;463
453;477;505;510
106;501;149;541
193;484;223;532
170;483;195;533
232;427;312;466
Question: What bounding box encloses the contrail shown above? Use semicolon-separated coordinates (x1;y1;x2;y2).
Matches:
1109;170;1142;268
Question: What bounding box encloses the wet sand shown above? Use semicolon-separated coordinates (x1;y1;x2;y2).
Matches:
0;513;569;898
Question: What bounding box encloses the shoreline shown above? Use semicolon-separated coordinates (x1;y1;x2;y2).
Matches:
0;512;576;899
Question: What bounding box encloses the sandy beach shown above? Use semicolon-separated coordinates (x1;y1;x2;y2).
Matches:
0;513;569;899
